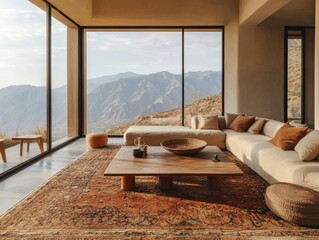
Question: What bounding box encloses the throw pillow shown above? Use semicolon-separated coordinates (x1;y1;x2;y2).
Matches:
225;113;244;128
248;118;267;134
295;130;319;161
229;115;256;132
198;115;219;130
269;123;308;151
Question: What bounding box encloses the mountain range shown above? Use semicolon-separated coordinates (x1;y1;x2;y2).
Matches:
0;71;221;137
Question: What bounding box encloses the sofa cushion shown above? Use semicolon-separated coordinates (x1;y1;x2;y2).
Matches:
218;116;226;130
224;129;319;189
124;126;226;149
295;130;319;161
269;123;308;150
229;115;255;132
262;119;285;138
248;118;266;134
198;115;219;130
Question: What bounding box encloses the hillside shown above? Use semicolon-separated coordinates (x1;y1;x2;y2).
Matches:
87;71;221;132
287;39;302;119
108;93;222;135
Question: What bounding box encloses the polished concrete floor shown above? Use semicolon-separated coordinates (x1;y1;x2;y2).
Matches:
0;137;124;215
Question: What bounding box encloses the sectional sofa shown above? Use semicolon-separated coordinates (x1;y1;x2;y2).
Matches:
124;116;319;191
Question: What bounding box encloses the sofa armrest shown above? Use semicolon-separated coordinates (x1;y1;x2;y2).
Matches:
190;116;199;129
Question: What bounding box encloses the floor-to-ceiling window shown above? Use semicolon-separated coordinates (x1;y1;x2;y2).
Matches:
51;10;78;146
286;29;304;123
184;29;222;126
0;1;79;177
0;0;47;172
85;28;223;135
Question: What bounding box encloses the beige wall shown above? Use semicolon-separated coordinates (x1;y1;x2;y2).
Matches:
237;24;284;120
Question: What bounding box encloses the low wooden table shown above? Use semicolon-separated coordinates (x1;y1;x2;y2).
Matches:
104;146;243;191
12;135;44;156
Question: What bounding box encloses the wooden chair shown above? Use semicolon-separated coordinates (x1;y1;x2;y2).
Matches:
0;139;7;163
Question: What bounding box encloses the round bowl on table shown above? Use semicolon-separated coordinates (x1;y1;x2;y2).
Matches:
160;138;207;155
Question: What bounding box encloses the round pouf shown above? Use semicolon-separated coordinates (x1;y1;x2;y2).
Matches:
86;133;108;148
265;182;319;227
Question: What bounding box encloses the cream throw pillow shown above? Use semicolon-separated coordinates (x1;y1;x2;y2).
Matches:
295;130;319;161
248;118;266;134
198;115;219;130
225;113;244;128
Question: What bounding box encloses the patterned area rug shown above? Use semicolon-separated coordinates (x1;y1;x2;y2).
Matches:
0;145;318;239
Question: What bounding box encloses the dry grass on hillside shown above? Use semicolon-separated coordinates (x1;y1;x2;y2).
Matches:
108;93;222;135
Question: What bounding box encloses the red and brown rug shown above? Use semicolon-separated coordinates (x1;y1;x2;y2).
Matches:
0;145;318;239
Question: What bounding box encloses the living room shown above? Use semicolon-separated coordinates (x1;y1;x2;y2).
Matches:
0;0;318;238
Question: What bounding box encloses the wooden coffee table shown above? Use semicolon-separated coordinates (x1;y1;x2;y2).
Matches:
104;146;243;191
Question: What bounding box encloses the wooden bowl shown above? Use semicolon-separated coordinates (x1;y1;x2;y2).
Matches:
160;138;207;155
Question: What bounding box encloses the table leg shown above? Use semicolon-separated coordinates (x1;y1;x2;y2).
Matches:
159;176;173;191
0;142;6;163
207;176;221;191
38;138;44;153
121;176;135;191
19;140;23;156
27;140;30;152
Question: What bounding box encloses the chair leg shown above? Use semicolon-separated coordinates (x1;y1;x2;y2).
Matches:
38;138;44;153
0;142;6;163
19;140;23;156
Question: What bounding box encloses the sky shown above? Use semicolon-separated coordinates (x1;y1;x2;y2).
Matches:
0;0;222;89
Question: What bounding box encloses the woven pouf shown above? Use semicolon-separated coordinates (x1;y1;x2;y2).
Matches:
86;133;108;148
265;182;319;227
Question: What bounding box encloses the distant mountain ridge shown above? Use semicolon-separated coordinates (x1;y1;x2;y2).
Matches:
0;71;221;136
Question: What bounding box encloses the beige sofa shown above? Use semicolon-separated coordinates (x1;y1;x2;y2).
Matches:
124;116;319;191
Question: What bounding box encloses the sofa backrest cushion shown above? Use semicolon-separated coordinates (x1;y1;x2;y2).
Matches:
262;119;285;138
218;116;226;130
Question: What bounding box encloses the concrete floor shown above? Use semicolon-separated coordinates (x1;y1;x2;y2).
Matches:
0;137;123;215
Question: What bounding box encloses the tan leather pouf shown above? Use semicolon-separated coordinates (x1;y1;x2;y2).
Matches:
86;133;108;148
265;182;319;227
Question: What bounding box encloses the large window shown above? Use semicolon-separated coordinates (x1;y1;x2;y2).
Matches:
0;0;47;170
184;29;222;126
0;1;79;176
86;28;223;135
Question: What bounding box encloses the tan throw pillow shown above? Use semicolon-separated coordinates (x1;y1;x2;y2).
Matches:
198;115;219;130
248;118;267;134
295;130;319;161
225;113;244;128
229;115;256;132
269;123;308;151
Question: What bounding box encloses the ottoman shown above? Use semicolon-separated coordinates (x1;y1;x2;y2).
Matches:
86;133;108;148
265;182;319;227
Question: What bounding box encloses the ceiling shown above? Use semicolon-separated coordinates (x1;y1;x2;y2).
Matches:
262;0;315;26
45;0;315;27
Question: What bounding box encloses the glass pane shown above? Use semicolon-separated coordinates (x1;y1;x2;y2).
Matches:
51;10;78;147
287;37;302;121
86;31;182;134
184;30;223;126
0;0;46;170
